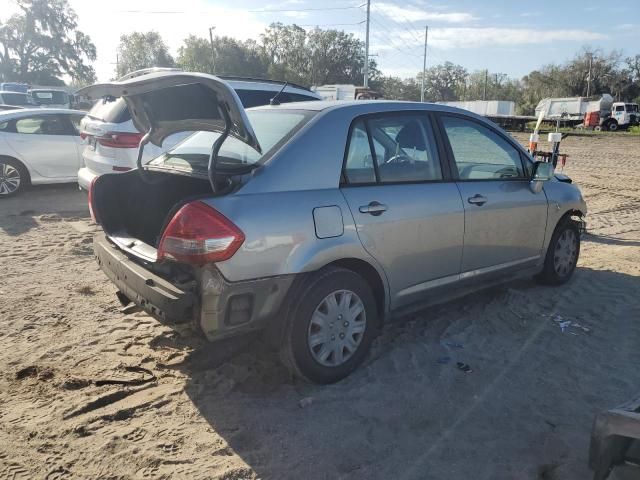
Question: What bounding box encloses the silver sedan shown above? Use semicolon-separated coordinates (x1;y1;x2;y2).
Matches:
82;72;587;384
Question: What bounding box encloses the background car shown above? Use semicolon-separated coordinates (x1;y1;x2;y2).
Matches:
0;109;86;196
30;88;72;109
77;74;322;190
0;91;38;108
85;72;587;384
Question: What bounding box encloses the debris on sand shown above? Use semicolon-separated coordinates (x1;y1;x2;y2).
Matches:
456;362;473;373
550;314;592;334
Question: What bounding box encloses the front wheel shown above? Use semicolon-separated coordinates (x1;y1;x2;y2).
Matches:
536;216;581;285
280;267;377;384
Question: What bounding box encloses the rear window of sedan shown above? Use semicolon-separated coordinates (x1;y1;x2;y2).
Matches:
149;109;314;173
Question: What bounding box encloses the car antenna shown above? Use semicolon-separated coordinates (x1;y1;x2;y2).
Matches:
270;82;288;106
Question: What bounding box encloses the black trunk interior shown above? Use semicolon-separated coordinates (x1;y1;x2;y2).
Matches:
94;171;213;246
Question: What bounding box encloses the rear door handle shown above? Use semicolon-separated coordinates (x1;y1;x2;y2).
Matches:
359;201;387;216
467;194;487;206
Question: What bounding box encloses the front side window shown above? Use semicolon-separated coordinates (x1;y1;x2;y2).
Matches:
343;113;442;185
15;115;71;135
441;115;525;180
614;105;625;112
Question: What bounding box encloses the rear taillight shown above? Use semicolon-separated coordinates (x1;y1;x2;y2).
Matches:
112;166;132;172
88;177;98;223
157;202;244;265
80;132;88;140
96;132;144;149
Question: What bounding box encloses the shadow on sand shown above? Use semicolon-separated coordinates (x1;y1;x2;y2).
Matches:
157;267;640;479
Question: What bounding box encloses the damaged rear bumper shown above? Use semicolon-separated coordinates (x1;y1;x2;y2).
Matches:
94;233;295;341
94;233;195;322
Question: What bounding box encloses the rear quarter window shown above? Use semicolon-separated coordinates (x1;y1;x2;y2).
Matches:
87;98;131;123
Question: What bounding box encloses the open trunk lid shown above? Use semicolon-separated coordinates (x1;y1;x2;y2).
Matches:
77;72;261;152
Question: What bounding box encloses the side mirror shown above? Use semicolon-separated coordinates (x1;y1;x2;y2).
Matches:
529;161;554;193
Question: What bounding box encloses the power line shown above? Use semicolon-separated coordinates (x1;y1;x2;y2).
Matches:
117;4;365;14
369;15;423;58
297;21;365;27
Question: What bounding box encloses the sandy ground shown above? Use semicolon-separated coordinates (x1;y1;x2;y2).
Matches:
1;133;639;480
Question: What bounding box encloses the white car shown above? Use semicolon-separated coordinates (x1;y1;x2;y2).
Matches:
77;75;322;190
0;108;86;197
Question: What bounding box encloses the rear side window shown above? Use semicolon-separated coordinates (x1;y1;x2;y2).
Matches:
15;115;74;135
441;116;525;180
235;89;275;108
343;114;442;185
344;120;376;184
287;92;319;103
87;98;131;123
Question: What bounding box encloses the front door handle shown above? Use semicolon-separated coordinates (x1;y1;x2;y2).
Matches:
359;201;387;216
467;194;487;206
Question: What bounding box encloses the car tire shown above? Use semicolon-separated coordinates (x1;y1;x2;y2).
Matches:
0;157;28;198
279;267;377;384
608;120;618;132
536;216;581;285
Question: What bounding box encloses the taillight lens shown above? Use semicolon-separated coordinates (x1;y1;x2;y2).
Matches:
157;202;244;265
97;132;144;148
88;176;98;223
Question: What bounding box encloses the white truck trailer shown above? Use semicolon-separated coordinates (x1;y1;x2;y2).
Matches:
535;94;639;131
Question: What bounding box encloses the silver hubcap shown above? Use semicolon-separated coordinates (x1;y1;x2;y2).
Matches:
307;289;366;367
554;229;578;276
0;162;20;195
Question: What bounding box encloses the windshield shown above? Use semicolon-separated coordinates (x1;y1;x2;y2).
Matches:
148;109;313;174
31;90;69;105
626;104;639;112
0;92;35;106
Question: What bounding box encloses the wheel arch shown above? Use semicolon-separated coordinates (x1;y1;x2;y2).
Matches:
326;257;388;325
0;154;32;185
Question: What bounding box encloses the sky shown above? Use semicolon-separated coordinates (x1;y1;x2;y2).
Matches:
4;0;639;82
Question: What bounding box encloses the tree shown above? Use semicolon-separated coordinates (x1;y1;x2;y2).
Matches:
419;62;468;102
0;0;96;84
374;76;420;101
259;23;376;87
116;32;175;78
177;35;268;77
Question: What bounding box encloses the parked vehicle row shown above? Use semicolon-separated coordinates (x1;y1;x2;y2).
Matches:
83;72;587;384
77;74;322;190
0;74;322;197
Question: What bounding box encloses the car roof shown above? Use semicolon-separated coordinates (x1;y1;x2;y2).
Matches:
0;108;86;118
249;99;464;113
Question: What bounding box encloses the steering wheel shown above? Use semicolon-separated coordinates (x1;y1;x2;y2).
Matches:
495;166;518;178
385;154;413;164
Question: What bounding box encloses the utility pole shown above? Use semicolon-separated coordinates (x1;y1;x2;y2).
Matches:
483;69;488;100
420;25;428;102
208;26;216;74
363;0;370;88
586;53;592;98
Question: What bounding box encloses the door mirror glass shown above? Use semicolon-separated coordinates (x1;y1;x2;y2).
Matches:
531;161;554;181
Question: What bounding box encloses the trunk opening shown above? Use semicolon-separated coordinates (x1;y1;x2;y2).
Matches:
93;170;214;249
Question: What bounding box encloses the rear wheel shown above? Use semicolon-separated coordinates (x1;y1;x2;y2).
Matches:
536;216;580;285
0;157;27;198
280;267;377;384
